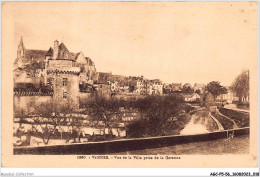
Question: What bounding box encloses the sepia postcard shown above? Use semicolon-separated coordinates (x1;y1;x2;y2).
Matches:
1;1;258;167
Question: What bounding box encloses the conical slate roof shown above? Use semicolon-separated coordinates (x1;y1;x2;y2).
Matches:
46;47;53;56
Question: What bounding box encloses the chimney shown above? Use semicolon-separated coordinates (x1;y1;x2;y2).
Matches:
53;40;59;59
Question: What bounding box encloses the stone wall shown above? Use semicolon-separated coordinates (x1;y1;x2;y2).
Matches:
48;71;79;109
48;60;73;70
14;127;249;155
14;95;52;116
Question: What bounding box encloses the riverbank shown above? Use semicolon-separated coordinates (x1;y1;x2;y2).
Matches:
224;104;249;112
218;107;249;127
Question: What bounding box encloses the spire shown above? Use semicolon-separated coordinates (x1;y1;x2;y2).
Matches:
17;36;25;58
18;37;25;49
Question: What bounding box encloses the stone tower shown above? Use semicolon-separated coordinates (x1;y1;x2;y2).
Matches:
46;40;80;109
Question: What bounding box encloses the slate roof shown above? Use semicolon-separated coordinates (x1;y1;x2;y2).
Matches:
15;40;96;71
24;49;47;62
75;52;81;59
150;79;162;84
194;83;205;88
19;47;79;63
31;62;45;69
85;57;94;66
23;61;45;70
59;42;68;52
69;52;77;60
46;47;53;56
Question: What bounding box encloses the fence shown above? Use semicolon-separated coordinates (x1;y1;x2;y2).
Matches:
14;127;249;155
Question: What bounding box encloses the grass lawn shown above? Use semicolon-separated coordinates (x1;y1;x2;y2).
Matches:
219;108;249;127
211;112;234;130
110;135;249;155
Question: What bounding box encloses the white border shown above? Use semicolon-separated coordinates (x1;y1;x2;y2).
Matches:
0;0;259;176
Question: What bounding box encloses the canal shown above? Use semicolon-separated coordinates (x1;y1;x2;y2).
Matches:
180;109;219;135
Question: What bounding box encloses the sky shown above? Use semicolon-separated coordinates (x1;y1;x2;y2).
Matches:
4;1;258;86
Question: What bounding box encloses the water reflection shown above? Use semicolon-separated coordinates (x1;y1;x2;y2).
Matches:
180;110;219;135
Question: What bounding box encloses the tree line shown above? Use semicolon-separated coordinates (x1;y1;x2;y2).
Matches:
14;94;194;145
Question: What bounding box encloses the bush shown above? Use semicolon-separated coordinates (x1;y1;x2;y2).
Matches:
183;105;195;113
126;119;148;138
126;94;188;137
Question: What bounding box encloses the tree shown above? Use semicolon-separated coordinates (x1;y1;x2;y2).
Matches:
14;107;28;125
127;95;185;137
126;118;148;137
206;81;227;99
182;83;193;94
85;96;123;138
129;85;135;92
182;87;194;94
201;92;215;107
195;89;201;95
30;100;77;145
230;70;249;102
65;115;85;143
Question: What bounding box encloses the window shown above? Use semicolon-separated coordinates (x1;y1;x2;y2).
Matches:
47;78;54;86
62;78;68;86
63;91;68;99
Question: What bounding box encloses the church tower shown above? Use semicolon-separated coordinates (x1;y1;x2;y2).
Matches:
17;37;25;59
